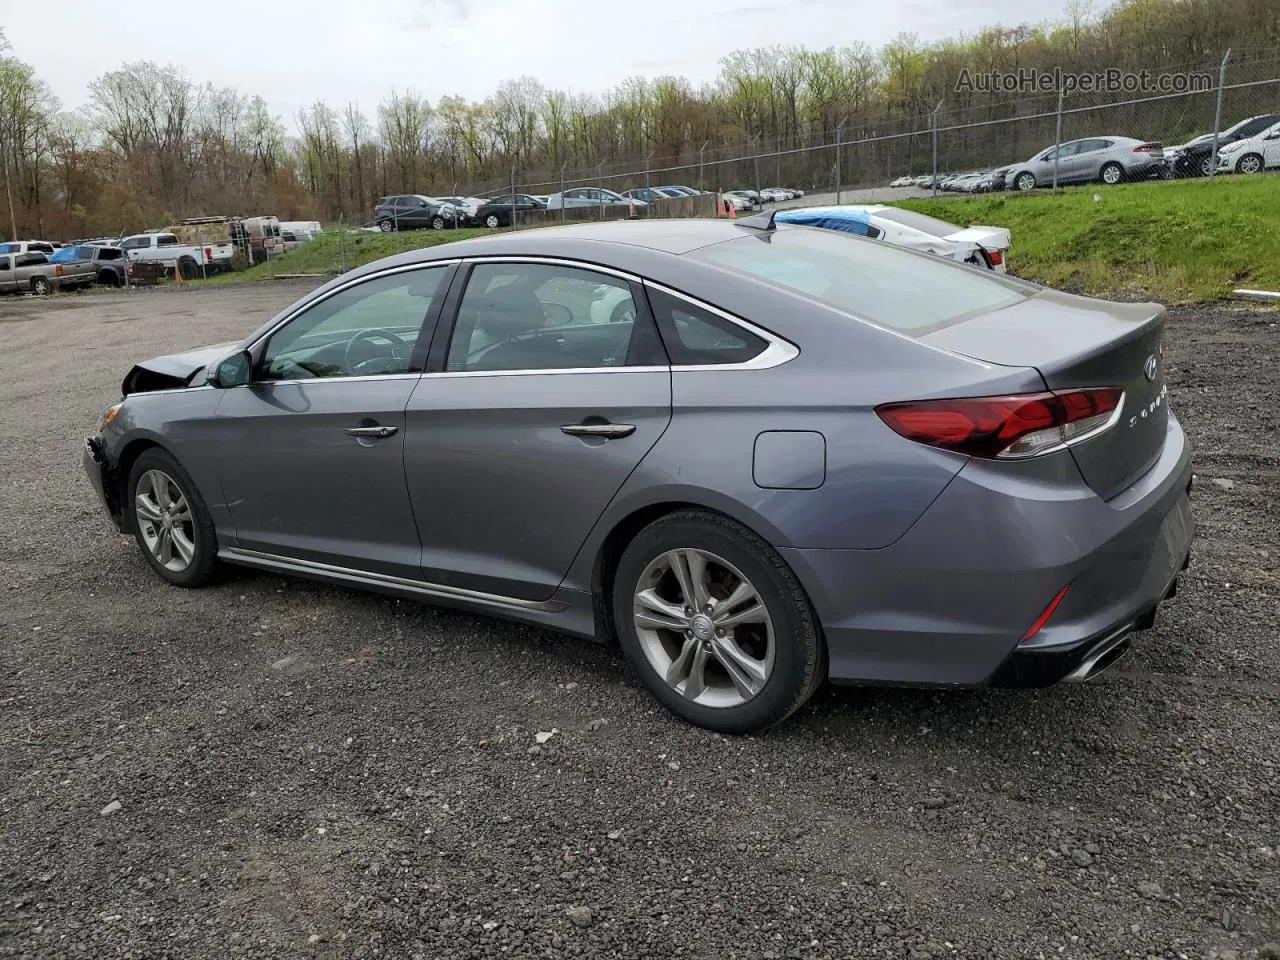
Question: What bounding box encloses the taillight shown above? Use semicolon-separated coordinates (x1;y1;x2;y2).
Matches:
1021;584;1071;641
875;387;1124;460
1133;143;1161;153
205;247;212;260
56;265;64;276
988;250;1003;266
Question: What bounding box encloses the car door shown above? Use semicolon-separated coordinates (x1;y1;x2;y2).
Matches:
1067;139;1107;181
0;255;12;292
403;258;672;602
1261;124;1280;168
213;262;454;578
14;253;47;288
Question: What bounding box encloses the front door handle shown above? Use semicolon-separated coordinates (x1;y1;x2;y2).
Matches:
345;425;398;438
561;422;636;439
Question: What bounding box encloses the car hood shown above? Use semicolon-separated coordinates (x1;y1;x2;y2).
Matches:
122;341;239;396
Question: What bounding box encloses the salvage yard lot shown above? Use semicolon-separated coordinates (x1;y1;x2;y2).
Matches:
1;285;1278;958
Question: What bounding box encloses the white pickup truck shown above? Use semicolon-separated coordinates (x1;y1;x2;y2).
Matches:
120;232;236;279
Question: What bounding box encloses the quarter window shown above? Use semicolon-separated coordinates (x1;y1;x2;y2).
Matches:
260;267;447;381
446;263;652;372
646;288;767;365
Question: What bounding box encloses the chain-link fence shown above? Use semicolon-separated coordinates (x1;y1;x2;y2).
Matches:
440;49;1280;208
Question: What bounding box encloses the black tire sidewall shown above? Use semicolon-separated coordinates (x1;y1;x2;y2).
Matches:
1101;163;1123;184
32;278;50;295
611;513;821;734
126;449;219;587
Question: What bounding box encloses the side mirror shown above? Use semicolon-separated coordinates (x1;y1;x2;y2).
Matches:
211;350;252;388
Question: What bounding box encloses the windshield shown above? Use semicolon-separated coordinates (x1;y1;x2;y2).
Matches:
690;227;1033;335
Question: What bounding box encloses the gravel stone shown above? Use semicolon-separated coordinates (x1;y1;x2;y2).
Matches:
2;289;1278;959
565;906;593;927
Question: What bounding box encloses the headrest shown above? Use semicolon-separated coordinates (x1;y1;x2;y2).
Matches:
475;285;544;339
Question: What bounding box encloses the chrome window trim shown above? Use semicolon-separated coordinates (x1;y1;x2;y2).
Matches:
219;547;566;612
245;259;460;354
420;256;799;377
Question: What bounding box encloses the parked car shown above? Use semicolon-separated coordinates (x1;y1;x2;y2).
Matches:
1214;120;1280;174
890;176;915;187
1006;137;1166;190
542;188;646;210
0;250;95;295
82;217;1191;734
722;190;759;210
373;195;459;231
0;240;57;257
52;243;131;287
622;188;672;205
474;194;547;228
121;232;237;278
759;188;792;202
1169;114;1280;178
279;227;315;253
720;193;754;213
436;196;489;225
774;205;1011;271
279;220;324;241
987;167;1011;191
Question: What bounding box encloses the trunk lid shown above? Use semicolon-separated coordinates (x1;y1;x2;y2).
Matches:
942;225;1011;252
922;288;1168;499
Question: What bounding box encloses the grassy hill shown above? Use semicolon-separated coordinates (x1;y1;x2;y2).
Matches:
895;175;1280;302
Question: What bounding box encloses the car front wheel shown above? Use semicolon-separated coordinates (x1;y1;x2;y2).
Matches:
612;510;825;734
1237;153;1264;174
485;213;501;228
127;449;219;587
1015;172;1036;191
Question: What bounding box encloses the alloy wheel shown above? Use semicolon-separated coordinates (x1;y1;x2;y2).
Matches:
1239;154;1263;174
134;469;196;572
632;548;775;708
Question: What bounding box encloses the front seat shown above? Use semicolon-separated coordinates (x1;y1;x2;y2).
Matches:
471;286;567;370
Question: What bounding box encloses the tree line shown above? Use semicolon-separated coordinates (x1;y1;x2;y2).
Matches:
1;0;1277;241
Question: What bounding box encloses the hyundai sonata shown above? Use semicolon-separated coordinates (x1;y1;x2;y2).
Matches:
83;213;1193;733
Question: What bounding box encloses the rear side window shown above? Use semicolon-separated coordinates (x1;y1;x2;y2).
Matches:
16;253;46;267
646;288;766;365
691;228;1031;336
0;256;10;270
157;234;178;247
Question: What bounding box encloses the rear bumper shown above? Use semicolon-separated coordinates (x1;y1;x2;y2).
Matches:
781;413;1194;687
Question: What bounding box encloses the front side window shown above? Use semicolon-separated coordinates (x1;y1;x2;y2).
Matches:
122;237;150;250
260;267;447;381
446;262;655;372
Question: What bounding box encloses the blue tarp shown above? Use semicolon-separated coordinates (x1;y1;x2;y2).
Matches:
773;208;877;237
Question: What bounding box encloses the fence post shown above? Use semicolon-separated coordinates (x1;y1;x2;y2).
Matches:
597;161;605;221
339;212;346;273
699;142;708;193
835;122;845;203
1209;48;1231;184
645;151;653;190
1053;86;1065;190
932;101;943;198
510;165;518;229
265;237;273;280
752;134;761;196
560;163;567;223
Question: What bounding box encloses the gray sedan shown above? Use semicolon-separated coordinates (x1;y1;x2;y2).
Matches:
83;215;1193;733
1005;136;1167;190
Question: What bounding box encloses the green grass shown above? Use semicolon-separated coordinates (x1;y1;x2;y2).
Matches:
893;175;1280;302
192;228;491;285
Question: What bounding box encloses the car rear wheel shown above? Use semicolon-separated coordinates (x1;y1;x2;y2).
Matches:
612;510;825;734
484;213;501;229
98;270;120;288
1198;156;1213;177
1237;153;1264;174
431;216;446;230
30;276;51;296
1015;172;1036;191
177;258;199;280
1100;162;1125;185
377;218;394;232
127;449;219;587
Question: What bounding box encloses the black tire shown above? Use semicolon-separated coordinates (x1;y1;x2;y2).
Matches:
1198;156;1213;177
98;270;120;288
126;448;220;587
484;213;502;229
1100;162;1125;185
378;218;395;232
30;276;51;296
1237;153;1264;175
430;216;446;230
611;509;826;734
1014;171;1036;191
177;258;199;281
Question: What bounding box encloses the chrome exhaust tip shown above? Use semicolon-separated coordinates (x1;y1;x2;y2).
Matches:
1063;628;1133;683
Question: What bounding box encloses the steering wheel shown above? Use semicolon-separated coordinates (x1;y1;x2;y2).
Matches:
344;328;412;372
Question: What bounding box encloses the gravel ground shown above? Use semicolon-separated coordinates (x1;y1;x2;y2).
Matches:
1;285;1278;960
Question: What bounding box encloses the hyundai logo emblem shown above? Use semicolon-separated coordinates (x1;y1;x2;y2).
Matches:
1143;354;1158;382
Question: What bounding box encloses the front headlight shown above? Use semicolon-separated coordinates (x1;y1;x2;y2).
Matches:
99;402;123;432
1219;142;1244;154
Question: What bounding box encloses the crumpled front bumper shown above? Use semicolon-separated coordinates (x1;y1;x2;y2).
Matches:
83;435;125;531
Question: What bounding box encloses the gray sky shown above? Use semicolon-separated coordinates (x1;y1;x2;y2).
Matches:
1;0;1067;127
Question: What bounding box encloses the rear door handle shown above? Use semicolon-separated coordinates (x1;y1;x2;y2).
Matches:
561;422;636;439
345;425;398;438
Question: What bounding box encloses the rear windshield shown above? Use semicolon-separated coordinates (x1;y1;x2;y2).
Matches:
690;227;1033;334
872;207;967;238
